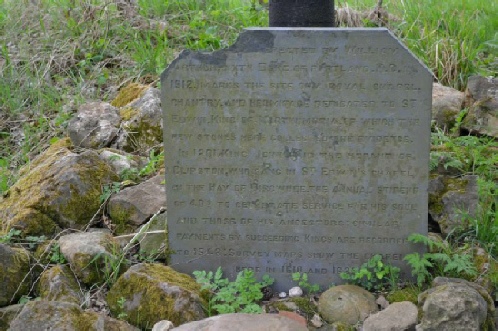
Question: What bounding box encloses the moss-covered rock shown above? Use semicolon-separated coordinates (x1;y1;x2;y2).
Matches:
0;138;119;237
0;303;24;330
59;231;125;286
111;86;163;154
38;264;84;305
8;300;139;331
0;244;30;307
107;263;206;329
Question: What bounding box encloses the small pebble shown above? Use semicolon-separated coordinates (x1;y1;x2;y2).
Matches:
278;291;287;298
289;286;303;297
310;313;323;328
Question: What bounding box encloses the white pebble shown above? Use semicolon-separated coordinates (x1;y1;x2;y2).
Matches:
289;286;303;297
278;291;287;298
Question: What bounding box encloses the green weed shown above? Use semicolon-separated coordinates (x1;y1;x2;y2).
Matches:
291;272;320;295
193;267;274;315
339;254;400;291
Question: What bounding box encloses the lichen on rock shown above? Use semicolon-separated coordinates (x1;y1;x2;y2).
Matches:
0;244;31;307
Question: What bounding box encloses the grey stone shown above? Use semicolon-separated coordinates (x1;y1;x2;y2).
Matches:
428;175;478;236
462;75;498;137
113;87;163;153
0;139;119;237
0;303;24;330
0;244;30;307
98;149;143;176
171;313;308;331
363;301;418;331
38;264;84;305
431;82;464;131
318;284;378;325
106;263;205;329
8;300;139;331
417;282;488;330
108;174;167;234
162;28;432;291
68;102;121;148
59;232;122;285
152;320;175;331
288;286;303;297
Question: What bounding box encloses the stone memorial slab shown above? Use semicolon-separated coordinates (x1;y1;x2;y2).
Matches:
161;28;432;291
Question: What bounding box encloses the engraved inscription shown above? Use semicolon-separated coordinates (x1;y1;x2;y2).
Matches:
162;28;432;292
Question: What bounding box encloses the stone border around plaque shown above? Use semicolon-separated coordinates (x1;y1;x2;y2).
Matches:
161;28;433;292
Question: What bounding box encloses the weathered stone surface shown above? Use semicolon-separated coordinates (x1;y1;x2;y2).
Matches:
0;244;30;307
98;148;143;176
152;320;175;331
318;284;378;325
9;300;139;331
107;263;205;329
0;303;24;330
136;211;168;259
108;174;166;234
113;86;163;153
59;231;123;285
38;264;84;305
462;75;498;137
0;138;119;237
68;102;121;148
171;313;308;331
162;28;432;291
417;281;488;330
431;82;464;131
428;175;478;236
363;301;418;331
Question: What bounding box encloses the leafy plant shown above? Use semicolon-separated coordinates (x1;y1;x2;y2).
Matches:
291;272;320;294
117;297;128;320
0;228;22;244
49;243;67;264
340;254;400;291
404;233;478;287
193;267;274;315
100;182;122;203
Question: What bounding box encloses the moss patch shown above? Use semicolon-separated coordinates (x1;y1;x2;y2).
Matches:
111;83;148;108
107;263;205;328
0;245;30;307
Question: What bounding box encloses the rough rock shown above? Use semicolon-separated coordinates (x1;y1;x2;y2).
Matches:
0;138;119;237
0;303;24;330
108;174;166;234
111;84;163;153
288;286;303;297
318;284;378;325
417;280;488;330
135;211;168;259
98;148;144;176
59;231;123;285
68;102;121;148
107;263;206;329
8;300;139;331
152;320;175;331
432;82;465;131
462;75;498;137
428;175;478;236
0;244;30;307
38;264;84;305
171;313;309;331
363;301;418;331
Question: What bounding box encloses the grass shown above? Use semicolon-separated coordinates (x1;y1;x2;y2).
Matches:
0;0;496;260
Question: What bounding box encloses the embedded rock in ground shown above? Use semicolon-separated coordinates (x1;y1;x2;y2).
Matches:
432;82;464;131
0;244;30;307
108;174;166;234
152;320;175;331
68;102;121;148
59;231;123;285
0;139;119;237
428;175;478;236
107;263;206;329
171;313;309;331
430;277;496;330
135;211;168;259
111;83;163;153
318;284;378;325
462;75;498;137
417;280;488;330
363;301;418;331
98;149;144;176
8;300;139;331
38;264;84;305
0;303;24;329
